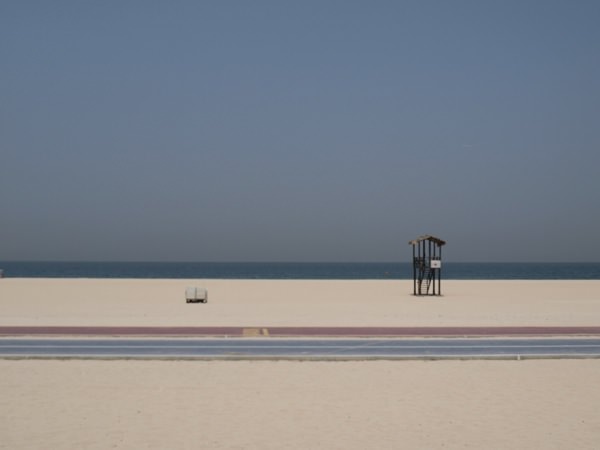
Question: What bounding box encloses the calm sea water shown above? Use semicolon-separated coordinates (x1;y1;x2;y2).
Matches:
0;261;599;280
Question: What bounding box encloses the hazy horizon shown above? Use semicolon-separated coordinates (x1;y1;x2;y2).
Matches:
2;259;599;264
2;1;599;263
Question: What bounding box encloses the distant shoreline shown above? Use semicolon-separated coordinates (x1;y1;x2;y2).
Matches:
1;261;599;280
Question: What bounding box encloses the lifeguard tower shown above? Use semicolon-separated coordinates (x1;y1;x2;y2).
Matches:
409;235;446;296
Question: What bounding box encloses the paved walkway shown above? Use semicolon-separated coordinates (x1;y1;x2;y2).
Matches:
3;337;600;360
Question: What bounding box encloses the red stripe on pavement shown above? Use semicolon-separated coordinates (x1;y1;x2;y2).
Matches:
0;326;243;336
1;326;600;337
266;326;600;337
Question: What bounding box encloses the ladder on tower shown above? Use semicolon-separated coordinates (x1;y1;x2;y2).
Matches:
418;266;434;295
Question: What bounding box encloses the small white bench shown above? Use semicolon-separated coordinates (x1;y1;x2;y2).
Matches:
186;287;208;303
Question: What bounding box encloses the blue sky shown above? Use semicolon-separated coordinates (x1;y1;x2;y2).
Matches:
1;1;599;262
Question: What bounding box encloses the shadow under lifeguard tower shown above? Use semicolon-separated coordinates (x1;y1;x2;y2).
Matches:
409;235;446;296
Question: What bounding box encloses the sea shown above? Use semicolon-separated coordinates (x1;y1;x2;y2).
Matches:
0;261;599;280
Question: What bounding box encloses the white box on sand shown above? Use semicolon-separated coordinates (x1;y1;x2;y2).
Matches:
185;287;208;303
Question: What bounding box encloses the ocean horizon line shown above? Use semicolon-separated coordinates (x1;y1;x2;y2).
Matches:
2;260;599;264
1;261;599;280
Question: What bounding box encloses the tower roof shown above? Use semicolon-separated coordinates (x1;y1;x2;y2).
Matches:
408;235;446;246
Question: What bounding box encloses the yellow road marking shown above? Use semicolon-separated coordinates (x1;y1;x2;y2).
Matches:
243;328;261;337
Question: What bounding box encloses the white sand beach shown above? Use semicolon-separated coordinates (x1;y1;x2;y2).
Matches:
1;278;600;327
1;278;600;449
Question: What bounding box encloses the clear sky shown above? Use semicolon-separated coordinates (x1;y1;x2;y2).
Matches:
1;1;599;262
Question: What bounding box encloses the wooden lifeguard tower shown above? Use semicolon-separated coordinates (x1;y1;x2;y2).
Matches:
409;235;446;296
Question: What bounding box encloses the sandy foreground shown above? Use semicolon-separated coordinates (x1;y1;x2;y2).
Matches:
1;359;600;450
2;279;600;449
